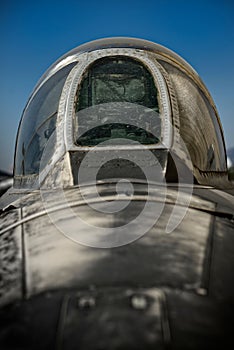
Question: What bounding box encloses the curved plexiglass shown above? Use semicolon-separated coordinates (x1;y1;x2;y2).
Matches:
13;37;228;188
159;60;226;172
15;63;76;176
36;37;200;91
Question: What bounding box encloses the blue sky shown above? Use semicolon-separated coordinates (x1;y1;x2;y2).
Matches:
0;0;233;172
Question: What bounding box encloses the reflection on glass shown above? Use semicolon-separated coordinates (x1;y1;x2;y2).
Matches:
77;123;159;146
75;56;161;146
15;62;76;175
23;114;56;173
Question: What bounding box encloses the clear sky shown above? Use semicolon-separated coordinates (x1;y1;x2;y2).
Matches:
0;0;233;172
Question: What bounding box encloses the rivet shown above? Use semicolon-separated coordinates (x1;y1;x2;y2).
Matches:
131;294;147;310
196;288;208;296
78;296;96;309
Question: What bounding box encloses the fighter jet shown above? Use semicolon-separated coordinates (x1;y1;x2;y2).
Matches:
0;37;234;350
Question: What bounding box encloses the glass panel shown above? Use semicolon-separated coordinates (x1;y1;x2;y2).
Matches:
15;62;76;175
75;57;160;146
22;114;56;174
77;122;159;146
158;60;226;171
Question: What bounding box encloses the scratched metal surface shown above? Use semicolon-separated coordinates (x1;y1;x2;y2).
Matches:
0;183;234;349
0;208;22;306
0;183;233;303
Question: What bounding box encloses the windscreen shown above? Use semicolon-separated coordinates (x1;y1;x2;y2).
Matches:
75;56;161;146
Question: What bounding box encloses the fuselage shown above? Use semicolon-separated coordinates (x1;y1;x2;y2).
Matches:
0;37;234;349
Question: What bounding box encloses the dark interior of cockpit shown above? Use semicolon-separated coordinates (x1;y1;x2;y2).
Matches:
75;56;161;146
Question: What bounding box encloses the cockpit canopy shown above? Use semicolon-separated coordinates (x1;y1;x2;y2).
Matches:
14;37;227;188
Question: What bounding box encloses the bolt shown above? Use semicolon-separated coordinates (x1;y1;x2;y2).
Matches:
131;294;147;310
78;296;96;309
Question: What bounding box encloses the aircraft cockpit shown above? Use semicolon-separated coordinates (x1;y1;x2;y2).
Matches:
0;38;233;350
11;37;228;191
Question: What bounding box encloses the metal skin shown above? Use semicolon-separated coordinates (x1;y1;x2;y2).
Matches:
0;38;234;349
